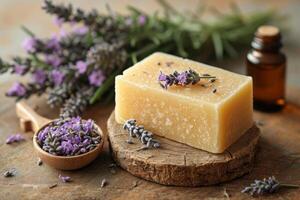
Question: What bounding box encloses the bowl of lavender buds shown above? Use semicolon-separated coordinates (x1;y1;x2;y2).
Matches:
33;117;103;170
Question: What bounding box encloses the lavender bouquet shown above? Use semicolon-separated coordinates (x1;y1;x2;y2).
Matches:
0;0;280;117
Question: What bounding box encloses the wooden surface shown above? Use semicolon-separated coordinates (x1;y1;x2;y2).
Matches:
0;86;299;200
108;111;260;186
0;0;300;199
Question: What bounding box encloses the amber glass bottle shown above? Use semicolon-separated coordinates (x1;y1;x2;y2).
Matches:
246;25;286;112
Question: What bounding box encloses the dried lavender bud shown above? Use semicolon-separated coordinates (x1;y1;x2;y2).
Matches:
49;183;58;189
241;176;300;196
123;119;160;149
6;134;25;144
47;84;73;108
3;169;16;177
59;174;72;183
87;41;127;75
36;116;101;156
158;69;216;89
37;158;43;166
60;87;94;118
100;179;108;188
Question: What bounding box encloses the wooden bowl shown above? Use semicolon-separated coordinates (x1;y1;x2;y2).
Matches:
16;101;104;170
33;123;104;170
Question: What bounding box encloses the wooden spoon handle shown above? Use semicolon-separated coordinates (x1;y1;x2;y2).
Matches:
16;101;51;133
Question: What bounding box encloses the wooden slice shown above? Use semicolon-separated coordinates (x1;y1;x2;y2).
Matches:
107;111;260;186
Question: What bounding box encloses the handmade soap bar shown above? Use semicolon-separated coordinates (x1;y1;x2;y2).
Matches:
115;52;253;153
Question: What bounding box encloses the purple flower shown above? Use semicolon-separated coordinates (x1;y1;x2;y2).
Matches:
82;119;94;133
158;71;167;81
125;18;133;26
138;15;147;25
45;54;62;67
6;134;25;144
61;141;73;155
88;70;105;86
22;37;37;53
73;26;89;35
59;29;67;38
53;16;64;27
50;70;64;85
176;72;188;85
32;69;47;85
46;35;60;50
59;174;72;183
6;82;26;97
76;61;88;74
13;64;27;75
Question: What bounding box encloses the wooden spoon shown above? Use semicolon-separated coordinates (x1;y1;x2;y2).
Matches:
16;101;104;170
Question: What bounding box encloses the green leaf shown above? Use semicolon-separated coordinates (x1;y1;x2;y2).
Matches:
223;40;238;58
21;26;35;37
211;32;223;60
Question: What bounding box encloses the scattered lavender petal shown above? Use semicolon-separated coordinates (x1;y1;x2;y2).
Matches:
59;174;72;183
49;183;58;189
3;168;16;177
6;134;25;144
101;179;107;188
37;158;43;166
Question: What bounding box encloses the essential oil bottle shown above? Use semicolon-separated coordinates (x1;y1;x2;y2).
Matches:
246;25;286;112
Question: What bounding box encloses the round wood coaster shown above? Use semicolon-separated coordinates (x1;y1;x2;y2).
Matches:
107;111;260;186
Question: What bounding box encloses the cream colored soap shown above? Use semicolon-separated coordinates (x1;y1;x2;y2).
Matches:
115;52;253;153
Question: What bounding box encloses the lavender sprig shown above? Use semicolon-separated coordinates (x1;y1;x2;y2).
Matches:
158;69;216;89
241;176;300;196
123;119;160;149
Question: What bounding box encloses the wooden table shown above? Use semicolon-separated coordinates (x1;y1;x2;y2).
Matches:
1;1;300;199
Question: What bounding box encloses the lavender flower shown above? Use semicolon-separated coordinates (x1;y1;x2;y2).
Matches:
158;69;216;89
6;134;25;144
22;37;37;53
73;26;89;35
45;54;62;67
50;70;64;85
36;117;101;156
53;16;64;27
138;15;147;25
59;174;72;183
32;69;47;85
125;18;133;26
13;64;27;75
242;176;300;196
76;60;88;74
6;82;26;97
59;29;67;38
46;35;60;50
88;70;105;86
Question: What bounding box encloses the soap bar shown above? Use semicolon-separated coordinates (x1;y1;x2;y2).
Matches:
115;52;253;153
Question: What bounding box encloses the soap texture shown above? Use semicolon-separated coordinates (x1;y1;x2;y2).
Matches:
115;52;253;153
